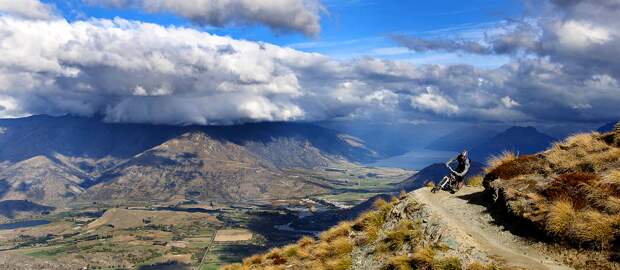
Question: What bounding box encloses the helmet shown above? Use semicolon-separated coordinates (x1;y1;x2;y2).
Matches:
460;150;468;158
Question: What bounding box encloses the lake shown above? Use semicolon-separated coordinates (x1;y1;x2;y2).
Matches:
370;149;456;170
0;219;51;230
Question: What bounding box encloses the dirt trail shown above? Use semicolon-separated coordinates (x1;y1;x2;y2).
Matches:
413;186;572;270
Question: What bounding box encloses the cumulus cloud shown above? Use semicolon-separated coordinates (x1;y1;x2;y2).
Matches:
0;0;620;125
410;88;460;115
85;0;324;36
0;0;56;20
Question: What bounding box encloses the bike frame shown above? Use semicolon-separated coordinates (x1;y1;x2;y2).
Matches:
437;174;456;190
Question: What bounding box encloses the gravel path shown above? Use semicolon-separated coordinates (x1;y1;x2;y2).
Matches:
413;186;573;270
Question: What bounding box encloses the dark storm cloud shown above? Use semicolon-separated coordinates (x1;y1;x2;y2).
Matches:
84;0;324;36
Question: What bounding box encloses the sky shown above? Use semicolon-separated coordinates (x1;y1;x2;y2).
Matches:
0;0;618;126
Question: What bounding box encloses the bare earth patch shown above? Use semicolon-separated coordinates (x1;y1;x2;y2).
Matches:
214;229;253;242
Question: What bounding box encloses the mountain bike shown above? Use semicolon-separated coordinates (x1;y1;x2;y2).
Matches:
431;173;459;193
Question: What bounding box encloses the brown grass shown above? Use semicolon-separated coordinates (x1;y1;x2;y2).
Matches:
320;221;353;242
467;175;484;187
433;256;462;270
600;170;620;196
466;262;498;270
542;172;598;209
383;255;413;270
378;220;421;252
573;210;617;248
325;256;352;270
353;197;398;242
486;155;546;181
411;246;435;266
546;200;576;236
485;151;517;174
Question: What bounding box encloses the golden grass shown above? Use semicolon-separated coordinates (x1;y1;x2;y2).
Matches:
573;210;617;248
325;256;352;270
265;248;287;265
384;255;413;270
466;262;498;270
330;236;354;256
467;175;484;187
353;197;398;242
243;254;263;265
320;221;353;242
411;246;435;266
433;256;462;270
485;151;517;174
378;220;421;252
297;236;315;248
546;200;576;236
600;170;620;196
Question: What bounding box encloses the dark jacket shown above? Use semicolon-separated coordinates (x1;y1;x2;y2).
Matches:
445;154;470;180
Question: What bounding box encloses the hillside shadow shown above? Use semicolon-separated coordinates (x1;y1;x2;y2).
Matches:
456;191;550;241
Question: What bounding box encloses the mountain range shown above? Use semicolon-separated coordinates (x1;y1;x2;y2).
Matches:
0;115;378;208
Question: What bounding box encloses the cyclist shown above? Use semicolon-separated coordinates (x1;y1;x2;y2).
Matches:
444;150;471;193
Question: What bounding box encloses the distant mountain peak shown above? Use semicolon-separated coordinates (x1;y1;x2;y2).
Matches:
469;126;555;162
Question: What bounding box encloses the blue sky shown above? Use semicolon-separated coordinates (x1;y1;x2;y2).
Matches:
47;0;522;66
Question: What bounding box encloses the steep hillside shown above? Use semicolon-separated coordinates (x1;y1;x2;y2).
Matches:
224;188;574;270
0;156;86;207
82;133;327;203
470;126;555;161
399;162;484;191
483;123;620;268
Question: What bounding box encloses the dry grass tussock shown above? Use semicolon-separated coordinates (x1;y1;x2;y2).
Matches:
485;128;620;250
467;175;484;187
485;151;517;174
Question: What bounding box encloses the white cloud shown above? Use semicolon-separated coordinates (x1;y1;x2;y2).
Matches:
501;96;520;108
85;0;324;36
0;9;619;124
0;0;56;20
410;89;460;115
555;20;611;50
